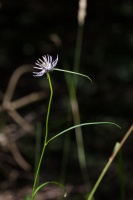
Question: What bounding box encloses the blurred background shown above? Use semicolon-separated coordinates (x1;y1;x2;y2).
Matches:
0;0;133;199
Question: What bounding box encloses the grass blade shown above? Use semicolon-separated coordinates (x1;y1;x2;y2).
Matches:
53;68;92;83
46;122;120;145
33;181;66;197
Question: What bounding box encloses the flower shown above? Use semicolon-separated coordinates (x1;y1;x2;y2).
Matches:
33;54;58;77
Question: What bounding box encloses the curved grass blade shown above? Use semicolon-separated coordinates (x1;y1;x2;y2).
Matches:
46;122;121;145
33;181;66;198
53;68;92;83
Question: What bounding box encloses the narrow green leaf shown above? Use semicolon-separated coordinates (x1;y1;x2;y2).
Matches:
46;122;121;145
33;181;66;197
53;68;92;83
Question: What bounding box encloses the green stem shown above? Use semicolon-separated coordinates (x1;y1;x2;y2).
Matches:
31;73;53;199
73;24;84;87
45;73;53;143
54;19;88;190
87;160;111;200
69;23;89;186
117;149;125;200
34;123;42;188
87;124;133;200
70;80;89;184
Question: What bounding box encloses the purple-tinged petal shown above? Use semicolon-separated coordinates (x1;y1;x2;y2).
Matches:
33;69;46;77
42;56;47;63
49;56;52;64
33;66;43;70
52;55;58;68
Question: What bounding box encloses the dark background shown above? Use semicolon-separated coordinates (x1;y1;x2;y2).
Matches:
0;0;133;199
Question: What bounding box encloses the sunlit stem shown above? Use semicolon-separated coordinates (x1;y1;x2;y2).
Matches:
31;73;53;199
87;124;133;200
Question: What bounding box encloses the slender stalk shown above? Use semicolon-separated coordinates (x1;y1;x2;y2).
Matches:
69;23;89;186
73;24;84;87
70;79;89;184
31;73;53;199
117;149;125;200
34;123;42;188
87;124;133;200
44;73;53;144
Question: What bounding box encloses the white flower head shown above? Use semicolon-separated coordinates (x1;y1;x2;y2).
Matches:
33;54;58;77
